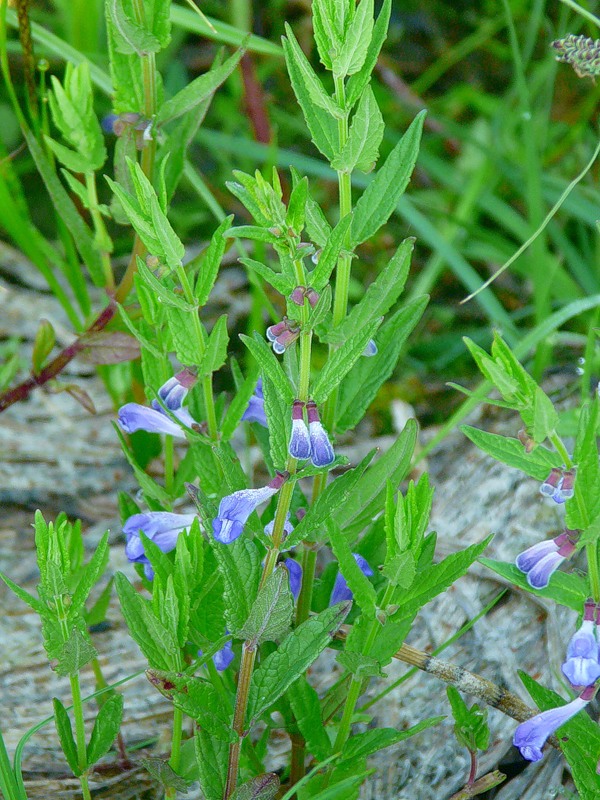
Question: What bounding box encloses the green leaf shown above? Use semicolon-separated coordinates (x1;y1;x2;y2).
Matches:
70;532;109;617
166;305;205;367
114;426;173;505
340;718;442;761
312;318;381;404
53;698;81;776
311;0;341;71
32;319;56;375
136;259;193;310
480;557;588;611
230;774;280;800
336;651;386;679
212;538;260;635
262;373;291;470
195;215;234;304
335;0;374;78
157;47;244;125
346;0;391;107
240;333;295;404
306;773;372;800
286;176;308;235
282;32;339;160
247;602;351;723
351;111;425;247
520;673;600;800
148;670;235;741
331;86;383;173
287;677;331;761
460;427;561;481
240;257;293;295
226;225;280;244
87;694;124;765
0;570;47;615
239;565;294;646
447;686;489;752
328;520;376;613
339;238;413;338
567;399;600;530
198;315;229;376
222;362;262;441
382;551;416;589
532;386;559;444
309;214;352;292
106;0;167;55
141;758;189;793
195;728;228;800
283;25;343;119
55;628;97;676
114;572;180;670
336;296;428;432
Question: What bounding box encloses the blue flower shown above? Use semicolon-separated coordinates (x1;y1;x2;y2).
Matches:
515;530;579;589
264;514;294;542
123;512;197;580
540;467;576;504
212;639;235;671
284;558;303;600
306;401;334;467
513;690;594;762
330;553;374;605
213;473;287;544
289;400;311;460
118;376;196;437
241;379;267;427
362;339;378;357
562;601;600;688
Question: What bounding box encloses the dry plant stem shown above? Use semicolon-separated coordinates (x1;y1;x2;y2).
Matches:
449;771;506;800
0;300;116;412
15;0;38;120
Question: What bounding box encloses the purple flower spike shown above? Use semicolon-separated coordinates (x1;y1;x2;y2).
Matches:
513;691;593;762
562;600;600;688
242;379;267;427
306;401;334;467
284;558;303;600
213;473;287;544
118;376;196;437
123;512;197;573
515;530;579;589
330;553;374;605
212;639;234;671
289;400;312;460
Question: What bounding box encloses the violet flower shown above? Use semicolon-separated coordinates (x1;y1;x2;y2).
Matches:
540;467;576;504
213;473;287;544
118;375;196;437
289;400;311;460
515;530;579;589
284;558;303;600
513;685;596;762
306;401;334;467
266;319;300;354
124;511;197;580
198;637;234;672
562;600;600;688
330;553;374;605
264;514;294;542
362;339;378;357
241;379;267;427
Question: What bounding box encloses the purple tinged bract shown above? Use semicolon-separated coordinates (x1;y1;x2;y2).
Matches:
330;553;374;605
513;695;590;762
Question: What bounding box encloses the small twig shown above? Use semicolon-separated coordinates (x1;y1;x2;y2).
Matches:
0;299;116;412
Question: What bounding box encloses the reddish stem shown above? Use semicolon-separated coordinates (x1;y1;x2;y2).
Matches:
467;750;477;786
240;53;271;144
0;300;116;412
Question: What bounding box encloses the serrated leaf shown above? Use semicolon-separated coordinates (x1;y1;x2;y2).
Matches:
312;318;381;404
106;0;162;55
286;176;308;235
340;718;442;761
337;296;427;432
282;33;339;160
240;333;295;402
136;259;193;310
532;386;559;444
87;694;124;764
309;214;352;292
480;557;588;611
239;565;294;646
115;572;180;670
0;570;47;616
335;0;374;78
222;362;262;441
53;698;81;775
166;305;205;367
346;0;391;107
198;315;229;376
287;677;331;761
157;47;244;125
141;757;189;792
332;85;383;172
567;399;600;530
240;257;293;295
195;215;234;304
212;538;260;635
230;773;280;800
114;426;173;505
351;111;425;247
247;602;351;723
336;651;386;678
70;532;110;617
382;551;416;589
283;25;343;119
195;728;228;800
328;520;376;613
460;427;561;481
55;628;97;676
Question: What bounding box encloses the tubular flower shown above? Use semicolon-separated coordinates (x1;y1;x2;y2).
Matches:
118;375;196;437
515;530;579;589
289;400;312;460
264;514;294;542
241;379;267;427
362;339;378;357
198;637;235;672
212;472;287;544
330;554;374;605
123;512;197;580
513;685;597;762
266;318;300;354
283;558;303;600
539;467;576;504
562;600;600;688
306;401;334;467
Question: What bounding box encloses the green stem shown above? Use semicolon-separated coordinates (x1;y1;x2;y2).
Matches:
164;434;174;497
295;546;316;626
85;171;114;290
69;673;92;800
166;705;183;798
224;645;257;799
548;433;572;469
